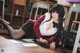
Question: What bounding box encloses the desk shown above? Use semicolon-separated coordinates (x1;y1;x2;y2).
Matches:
0;36;63;53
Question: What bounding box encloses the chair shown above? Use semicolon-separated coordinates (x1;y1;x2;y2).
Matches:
30;1;50;19
72;21;80;53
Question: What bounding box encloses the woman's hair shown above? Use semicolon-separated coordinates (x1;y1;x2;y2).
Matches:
49;4;65;18
44;4;65;32
51;4;65;32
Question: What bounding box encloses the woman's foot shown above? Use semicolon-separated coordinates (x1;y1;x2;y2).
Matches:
2;19;10;24
0;19;11;36
0;19;10;25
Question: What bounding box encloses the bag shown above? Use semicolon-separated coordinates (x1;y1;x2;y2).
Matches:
64;31;76;48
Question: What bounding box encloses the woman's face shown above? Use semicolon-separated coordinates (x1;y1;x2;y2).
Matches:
52;12;59;23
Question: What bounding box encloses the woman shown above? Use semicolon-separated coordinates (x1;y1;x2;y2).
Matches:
0;4;65;50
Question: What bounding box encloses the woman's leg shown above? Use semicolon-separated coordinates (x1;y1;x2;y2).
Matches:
1;19;26;39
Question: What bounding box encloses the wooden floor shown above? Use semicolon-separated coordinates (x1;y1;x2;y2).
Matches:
0;28;72;53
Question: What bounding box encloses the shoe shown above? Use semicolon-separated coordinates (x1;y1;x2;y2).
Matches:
0;18;10;36
2;19;10;24
0;19;10;25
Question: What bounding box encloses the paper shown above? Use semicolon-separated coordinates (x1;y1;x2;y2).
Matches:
22;43;38;47
9;39;38;47
22;39;34;43
9;39;23;44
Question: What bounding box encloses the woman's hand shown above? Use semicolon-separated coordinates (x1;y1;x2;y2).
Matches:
49;42;55;50
39;38;48;44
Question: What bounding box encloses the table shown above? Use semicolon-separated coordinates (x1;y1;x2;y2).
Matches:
0;36;62;53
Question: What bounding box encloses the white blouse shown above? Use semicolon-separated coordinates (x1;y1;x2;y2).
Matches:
39;13;57;36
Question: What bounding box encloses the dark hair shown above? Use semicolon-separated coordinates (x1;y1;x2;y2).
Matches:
44;4;65;32
50;4;64;18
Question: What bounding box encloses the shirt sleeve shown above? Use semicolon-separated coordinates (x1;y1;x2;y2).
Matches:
47;33;58;44
33;15;45;39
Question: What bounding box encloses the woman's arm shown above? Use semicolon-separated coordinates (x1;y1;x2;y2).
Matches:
33;15;49;43
33;15;45;39
48;32;58;44
49;22;64;49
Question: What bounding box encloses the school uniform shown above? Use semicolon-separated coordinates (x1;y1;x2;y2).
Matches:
22;13;63;44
